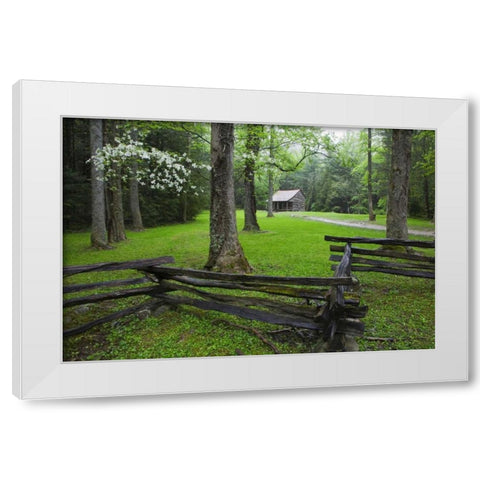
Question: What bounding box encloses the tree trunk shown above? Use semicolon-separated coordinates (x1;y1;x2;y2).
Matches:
107;175;127;242
205;123;251;273
105;120;127;243
129;159;144;231
181;191;188;223
243;124;262;231
181;130;192;223
423;176;432;220
63;118;75;170
367;128;376;221
128;128;144;231
386;129;413;240
89;119;108;248
266;126;275;217
267;171;274;217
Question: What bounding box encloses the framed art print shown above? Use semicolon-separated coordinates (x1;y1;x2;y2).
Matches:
12;80;468;399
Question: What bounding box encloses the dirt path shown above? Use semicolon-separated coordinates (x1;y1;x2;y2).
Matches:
295;215;435;237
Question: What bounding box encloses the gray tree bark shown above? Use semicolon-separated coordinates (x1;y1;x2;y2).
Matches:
367;128;376;221
267;171;274;217
205;123;251;273
89;119;108;248
267;126;275;218
386;129;413;240
423;176;432;220
181;131;192;223
129;159;144;231
107;175;127;243
104;120;127;243
243;124;262;231
128;128;144;231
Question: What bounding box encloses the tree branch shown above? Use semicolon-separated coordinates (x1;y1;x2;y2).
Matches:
363;336;395;342
179;123;211;145
214;318;281;354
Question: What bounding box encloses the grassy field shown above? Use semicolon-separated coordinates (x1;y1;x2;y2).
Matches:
63;211;435;361
289;211;435;232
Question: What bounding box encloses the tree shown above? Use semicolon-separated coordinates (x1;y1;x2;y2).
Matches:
367;128;376;221
263;126;322;211
128;128;144;231
129;120;210;226
205;123;251;273
266;126;276;217
281;130;364;213
103;121;127;243
410;130;435;220
89;119;108;248
375;129;394;214
243;124;263;231
63;118;91;231
386;129;413;240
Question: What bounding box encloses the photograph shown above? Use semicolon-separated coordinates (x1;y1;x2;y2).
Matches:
6;3;475;478
62;118;435;361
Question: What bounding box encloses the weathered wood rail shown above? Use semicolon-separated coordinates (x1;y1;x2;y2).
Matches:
63;250;367;352
325;235;435;279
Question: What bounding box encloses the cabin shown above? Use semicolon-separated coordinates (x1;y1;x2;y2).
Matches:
272;189;306;212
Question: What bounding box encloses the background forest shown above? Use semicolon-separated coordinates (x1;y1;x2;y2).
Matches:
63;119;435;233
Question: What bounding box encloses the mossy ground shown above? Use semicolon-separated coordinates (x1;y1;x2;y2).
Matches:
63;211;435;361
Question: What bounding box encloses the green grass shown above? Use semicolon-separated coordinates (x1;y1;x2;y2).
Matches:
63;211;435;361
289;211;435;232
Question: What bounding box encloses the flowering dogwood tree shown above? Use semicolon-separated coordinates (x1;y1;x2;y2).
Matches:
89;132;209;239
90;135;209;195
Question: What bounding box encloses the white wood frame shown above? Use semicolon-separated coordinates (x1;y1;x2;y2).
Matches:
12;80;468;399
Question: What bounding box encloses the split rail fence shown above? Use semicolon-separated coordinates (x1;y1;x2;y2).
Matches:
63;249;367;351
326;236;435;279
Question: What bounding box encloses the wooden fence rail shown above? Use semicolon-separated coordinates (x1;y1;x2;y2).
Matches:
63;251;367;351
63;256;175;276
325;236;435;279
324;236;435;249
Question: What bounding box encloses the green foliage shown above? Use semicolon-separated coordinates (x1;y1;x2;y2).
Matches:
65;120;435;233
63;118;92;232
63;167;91;231
63;119;211;232
273;127;435;219
233;124;323;208
279;131;366;213
410;130;435;219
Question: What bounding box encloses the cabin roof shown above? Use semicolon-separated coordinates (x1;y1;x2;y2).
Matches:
272;189;303;202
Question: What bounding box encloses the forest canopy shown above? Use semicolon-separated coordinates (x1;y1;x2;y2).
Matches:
63;119;434;234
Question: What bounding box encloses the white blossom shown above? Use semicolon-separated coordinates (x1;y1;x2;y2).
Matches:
90;137;207;197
